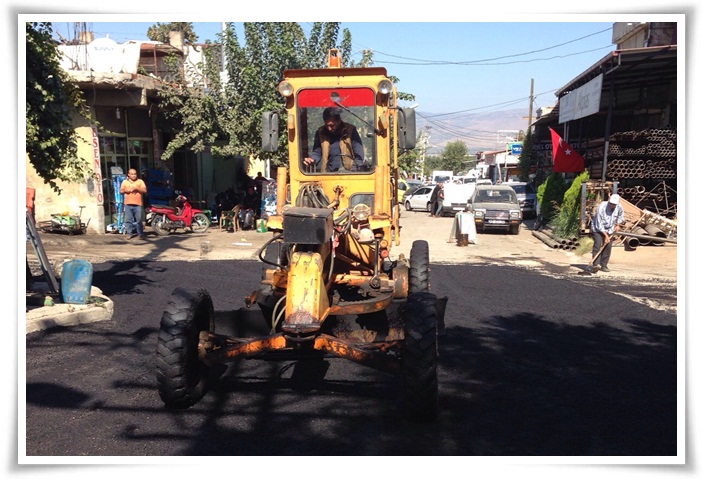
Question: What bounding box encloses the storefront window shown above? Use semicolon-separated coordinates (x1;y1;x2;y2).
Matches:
98;135;153;221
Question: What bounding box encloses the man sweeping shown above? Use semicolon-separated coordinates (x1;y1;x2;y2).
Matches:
588;193;625;273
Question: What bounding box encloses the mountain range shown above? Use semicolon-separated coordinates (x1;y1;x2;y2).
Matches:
416;108;533;154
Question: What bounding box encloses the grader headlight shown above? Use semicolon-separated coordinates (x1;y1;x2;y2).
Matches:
277;81;294;97
378;79;393;95
352;203;371;222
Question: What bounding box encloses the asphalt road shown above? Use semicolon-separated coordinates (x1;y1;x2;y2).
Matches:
25;255;678;459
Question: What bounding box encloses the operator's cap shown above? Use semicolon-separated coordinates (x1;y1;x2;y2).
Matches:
608;194;620;205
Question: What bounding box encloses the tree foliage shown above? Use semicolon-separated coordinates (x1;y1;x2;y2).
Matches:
26;22;93;192
398;145;421;177
550;170;589;238
537;172;568;224
518;129;538;182
441;140;469;174
157;22;355;166
423;154;443;177
147;22;198;44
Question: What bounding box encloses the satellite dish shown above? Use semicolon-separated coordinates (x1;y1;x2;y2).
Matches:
87;37;122;73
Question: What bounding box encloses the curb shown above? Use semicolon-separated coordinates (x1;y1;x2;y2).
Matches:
25;286;114;334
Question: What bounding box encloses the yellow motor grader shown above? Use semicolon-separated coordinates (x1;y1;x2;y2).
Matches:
156;50;442;421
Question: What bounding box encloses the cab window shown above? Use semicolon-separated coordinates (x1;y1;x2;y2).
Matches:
297;88;376;175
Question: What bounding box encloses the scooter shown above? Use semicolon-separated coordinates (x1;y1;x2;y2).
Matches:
148;194;210;236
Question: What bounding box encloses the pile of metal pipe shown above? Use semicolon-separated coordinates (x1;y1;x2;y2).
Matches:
616;230;677;251
610;128;676;143
606;128;677;182
641;209;678;237
532;228;580;250
606;158;677;180
643;223;668;246
532;230;562;249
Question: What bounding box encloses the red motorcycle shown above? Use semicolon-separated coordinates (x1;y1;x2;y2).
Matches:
148;194;210;236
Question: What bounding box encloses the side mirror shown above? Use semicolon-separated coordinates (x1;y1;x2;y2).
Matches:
262;112;279;152
397;107;416;150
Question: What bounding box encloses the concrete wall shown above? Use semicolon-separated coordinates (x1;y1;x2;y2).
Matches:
26;114;105;234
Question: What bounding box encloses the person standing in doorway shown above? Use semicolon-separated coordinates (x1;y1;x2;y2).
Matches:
588;193;624;273
120;168;148;240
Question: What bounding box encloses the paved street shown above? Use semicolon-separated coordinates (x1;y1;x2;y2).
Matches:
23;211;680;462
29;211;679;316
25;251;678;458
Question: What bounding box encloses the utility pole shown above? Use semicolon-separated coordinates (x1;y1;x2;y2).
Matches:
527;78;534;133
419;127;430;180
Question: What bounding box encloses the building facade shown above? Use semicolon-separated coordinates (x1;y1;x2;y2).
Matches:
26;30;251;233
531;21;678;217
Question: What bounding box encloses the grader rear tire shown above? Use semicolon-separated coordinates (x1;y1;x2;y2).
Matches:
156;288;214;409
403;291;439;422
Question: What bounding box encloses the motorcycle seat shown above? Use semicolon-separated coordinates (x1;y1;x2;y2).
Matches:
151;204;177;211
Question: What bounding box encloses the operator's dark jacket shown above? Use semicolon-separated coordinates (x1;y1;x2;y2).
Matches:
311;122;364;172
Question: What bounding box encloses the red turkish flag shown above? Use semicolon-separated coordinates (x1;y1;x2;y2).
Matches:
550;128;584;173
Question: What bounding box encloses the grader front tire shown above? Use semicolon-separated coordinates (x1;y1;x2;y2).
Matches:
156;288;214;409
403;291;439;422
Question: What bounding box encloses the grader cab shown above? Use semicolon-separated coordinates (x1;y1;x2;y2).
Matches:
156;50;441;422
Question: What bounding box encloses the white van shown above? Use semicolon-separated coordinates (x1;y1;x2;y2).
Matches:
431;170;453;184
440;178;494;215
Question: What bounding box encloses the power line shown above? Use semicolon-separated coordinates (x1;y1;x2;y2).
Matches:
374;45;612;66
365;26;612;66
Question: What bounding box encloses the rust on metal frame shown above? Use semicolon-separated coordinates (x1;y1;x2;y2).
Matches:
202;334;287;364
313;334;401;374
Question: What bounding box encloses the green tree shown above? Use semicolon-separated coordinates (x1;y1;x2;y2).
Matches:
147;22;198;44
442;140;469;174
537;172;568;224
398;144;421;177
423;154;443;177
157;22;350;166
518;129;538;182
26;22;93;192
551;170;590;238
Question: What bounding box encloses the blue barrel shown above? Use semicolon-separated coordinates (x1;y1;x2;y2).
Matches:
61;259;93;304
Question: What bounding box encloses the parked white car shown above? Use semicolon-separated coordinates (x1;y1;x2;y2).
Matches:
403;184;437;212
